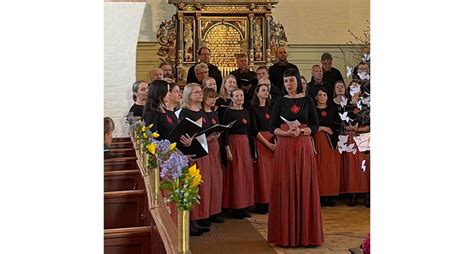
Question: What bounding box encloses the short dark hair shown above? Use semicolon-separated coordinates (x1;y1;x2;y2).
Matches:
159;62;172;68
282;68;303;94
321;52;333;61
256;65;268;72
197;47;211;55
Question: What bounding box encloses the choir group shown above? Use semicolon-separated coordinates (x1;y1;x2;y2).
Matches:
106;46;370;247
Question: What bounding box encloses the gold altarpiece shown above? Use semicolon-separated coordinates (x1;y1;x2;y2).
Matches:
155;0;288;82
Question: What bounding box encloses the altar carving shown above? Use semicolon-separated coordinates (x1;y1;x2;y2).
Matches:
156;0;288;81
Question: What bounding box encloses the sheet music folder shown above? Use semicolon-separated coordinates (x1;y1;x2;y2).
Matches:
196;120;237;136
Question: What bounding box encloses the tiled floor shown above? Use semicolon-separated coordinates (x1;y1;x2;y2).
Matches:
247;200;370;254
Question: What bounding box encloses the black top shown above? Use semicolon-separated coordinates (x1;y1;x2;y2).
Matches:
216;97;232;122
269;96;319;135
187;63;223;91
230;69;258;88
345;102;370;127
249;105;273;137
178;108;205;122
270;85;283;101
221;108;251;146
268;61;300;92
322;67;344;87
307;80;334;99
316;105;339;148
202;110;220;129
129;103;145;118
143;110;179;140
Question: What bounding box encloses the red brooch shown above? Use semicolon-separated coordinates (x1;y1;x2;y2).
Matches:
321;111;327;117
242;117;248;124
264;113;271;119
290;104;301;114
166;115;173;124
353;108;360;114
202;117;207;124
211;118;217;125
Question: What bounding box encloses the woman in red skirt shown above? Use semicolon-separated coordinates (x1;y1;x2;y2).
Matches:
201;87;225;223
341;80;370;207
221;89;255;219
314;88;340;207
249;82;275;214
332;81;347;195
177;83;213;234
268;68;324;247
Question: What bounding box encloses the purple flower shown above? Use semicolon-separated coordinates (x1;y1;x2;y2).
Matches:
160;152;188;181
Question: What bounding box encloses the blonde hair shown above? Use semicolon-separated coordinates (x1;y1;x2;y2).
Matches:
218;74;237;98
181;83;202;109
194;63;209;76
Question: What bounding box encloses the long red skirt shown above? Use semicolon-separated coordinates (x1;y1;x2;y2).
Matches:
190;154;212;220
254;131;274;203
208;138;223;215
335;151;345;194
314;131;340;196
222;135;255;209
341;133;370;193
268;128;324;247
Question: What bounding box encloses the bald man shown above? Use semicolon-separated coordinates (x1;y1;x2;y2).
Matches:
268;47;300;92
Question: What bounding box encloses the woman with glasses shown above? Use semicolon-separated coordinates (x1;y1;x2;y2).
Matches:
177;83;213;235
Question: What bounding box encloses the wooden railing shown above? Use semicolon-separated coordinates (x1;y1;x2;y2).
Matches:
104;137;180;254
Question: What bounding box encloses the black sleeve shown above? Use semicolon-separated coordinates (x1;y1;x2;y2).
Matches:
269;97;282;134
143;111;159;133
186;65;197;84
307;98;319;134
221;109;231;146
249;107;258;137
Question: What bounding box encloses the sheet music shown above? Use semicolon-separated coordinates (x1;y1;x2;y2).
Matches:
280;116;301;129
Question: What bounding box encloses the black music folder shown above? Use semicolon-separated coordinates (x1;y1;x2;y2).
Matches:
196;120;237;136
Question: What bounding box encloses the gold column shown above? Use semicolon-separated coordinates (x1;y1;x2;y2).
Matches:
196;12;202;51
265;13;272;67
248;13;254;69
177;12;184;80
178;210;190;254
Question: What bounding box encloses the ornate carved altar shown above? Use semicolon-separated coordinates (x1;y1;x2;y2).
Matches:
156;0;288;82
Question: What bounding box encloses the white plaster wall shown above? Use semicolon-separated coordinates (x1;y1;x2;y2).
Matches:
104;2;146;137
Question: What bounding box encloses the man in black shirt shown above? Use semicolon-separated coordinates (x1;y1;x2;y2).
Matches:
187;47;223;91
268;46;300;92
307;64;334;99
256;66;282;100
320;52;343;87
230;53;258;109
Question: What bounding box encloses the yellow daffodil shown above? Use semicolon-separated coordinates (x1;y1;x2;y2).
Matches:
191;174;202;188
152;132;160;138
141;126;146;132
147;123;154;129
188;164;199;176
143;133;147;139
147;143;156;155
169;142;177;152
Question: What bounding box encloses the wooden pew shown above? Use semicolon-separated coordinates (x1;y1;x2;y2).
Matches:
113;137;132;143
110;148;136;158
104;170;144;192
104;157;139;171
104;226;166;254
104;190;148;229
110;141;133;149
